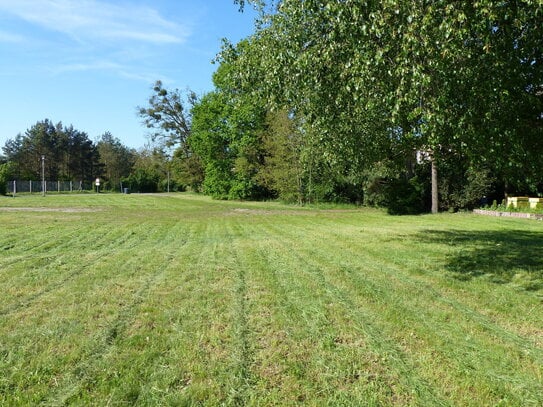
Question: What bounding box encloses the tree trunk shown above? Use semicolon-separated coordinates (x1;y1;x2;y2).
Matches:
431;156;438;214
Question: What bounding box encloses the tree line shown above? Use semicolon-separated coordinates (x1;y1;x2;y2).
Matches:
140;0;543;213
3;1;542;213
0;119;177;195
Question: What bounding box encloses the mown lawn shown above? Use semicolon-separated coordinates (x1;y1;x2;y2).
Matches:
0;193;542;406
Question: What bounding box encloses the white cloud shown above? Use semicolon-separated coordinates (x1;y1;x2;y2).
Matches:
54;60;124;73
51;59;172;84
0;0;190;44
0;0;194;83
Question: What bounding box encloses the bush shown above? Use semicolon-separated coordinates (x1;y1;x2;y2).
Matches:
386;177;427;215
441;166;494;211
0;162;15;196
202;162;232;199
122;168;160;193
159;178;184;193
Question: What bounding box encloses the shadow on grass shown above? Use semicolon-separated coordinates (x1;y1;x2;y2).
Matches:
414;229;543;291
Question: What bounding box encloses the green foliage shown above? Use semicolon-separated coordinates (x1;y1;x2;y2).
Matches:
2;119;100;183
142;0;543;210
170;150;204;192
96;132;136;192
0;161;15;195
362;158;429;215
137;81;197;150
122;168;160;193
363;161;400;208
189;91;235;199
227;176;259;201
202;160;232;199
385;176;427;216
138;81;207;192
258;110;303;203
122;146;170;193
189;59;271;200
225;0;543;211
439;160;495;211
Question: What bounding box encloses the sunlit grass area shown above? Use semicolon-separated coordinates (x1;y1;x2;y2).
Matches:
1;193;542;405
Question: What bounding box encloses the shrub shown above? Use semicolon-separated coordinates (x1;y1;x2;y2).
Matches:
0;162;15;196
386;177;427;215
122;168;160;193
203;162;232;199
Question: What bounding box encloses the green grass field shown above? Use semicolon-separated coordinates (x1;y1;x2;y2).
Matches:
1;193;542;406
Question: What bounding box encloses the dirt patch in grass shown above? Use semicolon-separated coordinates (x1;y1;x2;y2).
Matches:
0;207;100;213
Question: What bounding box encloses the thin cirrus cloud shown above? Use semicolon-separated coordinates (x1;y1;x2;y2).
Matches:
0;30;25;43
53;60;167;83
0;0;192;80
0;0;191;45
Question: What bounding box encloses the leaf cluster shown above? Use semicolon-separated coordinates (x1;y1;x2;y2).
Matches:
222;0;543;207
2;119;100;183
137;81;197;150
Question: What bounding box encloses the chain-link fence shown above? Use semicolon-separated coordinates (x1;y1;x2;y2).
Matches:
6;180;93;194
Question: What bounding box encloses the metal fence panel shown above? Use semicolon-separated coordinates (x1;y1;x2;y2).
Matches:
6;180;92;194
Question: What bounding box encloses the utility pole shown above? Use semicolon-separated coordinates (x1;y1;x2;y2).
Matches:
41;155;45;197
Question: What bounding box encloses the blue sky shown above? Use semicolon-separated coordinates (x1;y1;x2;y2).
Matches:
0;0;258;150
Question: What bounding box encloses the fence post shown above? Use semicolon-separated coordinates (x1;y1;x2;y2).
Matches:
13;180;16;197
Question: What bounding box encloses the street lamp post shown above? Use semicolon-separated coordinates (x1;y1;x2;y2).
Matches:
41;155;45;197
